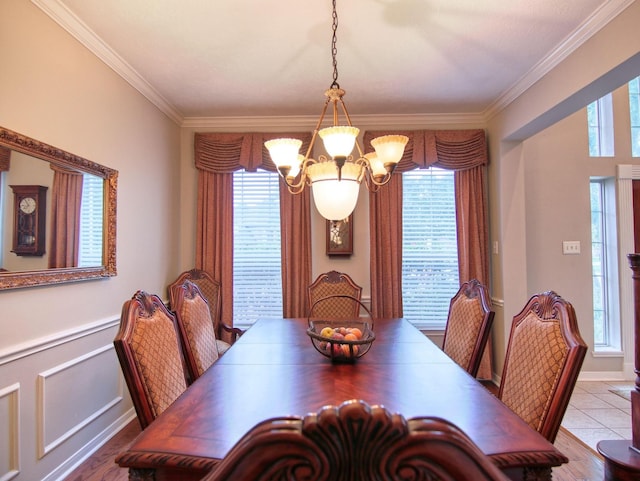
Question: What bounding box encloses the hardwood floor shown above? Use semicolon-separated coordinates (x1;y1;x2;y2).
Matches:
61;418;604;481
62;420;140;481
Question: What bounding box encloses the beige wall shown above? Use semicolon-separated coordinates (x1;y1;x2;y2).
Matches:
1;0;640;479
487;0;640;377
0;2;180;480
520;85;637;375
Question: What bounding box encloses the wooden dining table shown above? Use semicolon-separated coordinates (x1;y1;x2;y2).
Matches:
116;317;568;480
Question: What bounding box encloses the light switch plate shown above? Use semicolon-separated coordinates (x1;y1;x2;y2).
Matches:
562;240;581;255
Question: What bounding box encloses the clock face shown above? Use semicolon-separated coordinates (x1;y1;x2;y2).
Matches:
19;197;37;214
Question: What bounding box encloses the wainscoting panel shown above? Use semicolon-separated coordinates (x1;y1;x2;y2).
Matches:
0;382;20;481
36;345;122;458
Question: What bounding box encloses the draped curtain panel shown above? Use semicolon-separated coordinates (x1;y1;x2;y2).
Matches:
364;129;492;378
194;132;313;333
0;146;10;171
48;165;83;268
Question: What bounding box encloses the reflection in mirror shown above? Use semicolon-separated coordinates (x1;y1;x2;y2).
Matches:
0;126;117;290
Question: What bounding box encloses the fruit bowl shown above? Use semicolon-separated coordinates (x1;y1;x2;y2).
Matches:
307;319;375;362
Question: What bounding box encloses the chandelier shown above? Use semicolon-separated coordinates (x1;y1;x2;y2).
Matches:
265;0;408;221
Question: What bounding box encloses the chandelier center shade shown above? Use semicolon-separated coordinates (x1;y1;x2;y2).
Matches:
264;0;408;221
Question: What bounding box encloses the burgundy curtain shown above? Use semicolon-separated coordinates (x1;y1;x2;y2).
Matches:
194;132;312;335
0;147;10;171
48;165;83;268
365;129;492;378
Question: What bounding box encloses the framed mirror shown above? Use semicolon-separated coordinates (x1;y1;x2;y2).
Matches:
0;126;117;290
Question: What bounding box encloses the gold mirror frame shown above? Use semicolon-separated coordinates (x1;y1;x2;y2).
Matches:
0;126;117;289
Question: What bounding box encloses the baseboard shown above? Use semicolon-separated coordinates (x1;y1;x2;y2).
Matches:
43;409;136;481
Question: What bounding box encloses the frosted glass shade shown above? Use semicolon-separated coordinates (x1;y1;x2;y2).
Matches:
264;138;302;170
370;135;409;165
308;161;362;220
318;126;360;158
365;152;386;178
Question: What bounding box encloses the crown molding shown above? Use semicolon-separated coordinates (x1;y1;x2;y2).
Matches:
484;0;636;120
181;112;486;130
32;0;184;124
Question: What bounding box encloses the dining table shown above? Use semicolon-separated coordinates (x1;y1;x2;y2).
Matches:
115;317;568;480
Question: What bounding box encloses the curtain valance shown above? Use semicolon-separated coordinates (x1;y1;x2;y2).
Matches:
195;132;312;173
363;129;487;172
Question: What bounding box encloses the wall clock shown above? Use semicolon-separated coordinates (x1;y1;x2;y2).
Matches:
10;185;48;256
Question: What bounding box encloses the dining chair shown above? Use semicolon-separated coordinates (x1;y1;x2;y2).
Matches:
170;280;220;382
113;290;189;429
168;268;243;354
498;290;587;442
307;270;362;319
202;399;510;481
441;279;495;378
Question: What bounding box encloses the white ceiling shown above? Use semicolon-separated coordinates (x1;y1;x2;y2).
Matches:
35;0;632;123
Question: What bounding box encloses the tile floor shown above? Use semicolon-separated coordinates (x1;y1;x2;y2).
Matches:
561;380;634;451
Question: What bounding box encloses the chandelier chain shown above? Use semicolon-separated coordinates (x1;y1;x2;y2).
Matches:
331;0;339;89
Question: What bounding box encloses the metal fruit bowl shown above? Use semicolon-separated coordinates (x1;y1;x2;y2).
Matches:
306;295;375;362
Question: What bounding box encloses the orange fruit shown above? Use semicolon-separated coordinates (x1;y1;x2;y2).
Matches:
349;328;363;339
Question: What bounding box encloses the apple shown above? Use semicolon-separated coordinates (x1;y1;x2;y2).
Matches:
319;326;334;338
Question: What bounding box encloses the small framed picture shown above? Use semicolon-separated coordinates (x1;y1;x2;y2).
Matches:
326;215;353;256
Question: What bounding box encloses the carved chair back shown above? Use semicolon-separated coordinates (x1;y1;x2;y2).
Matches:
170;280;220;382
442;279;495;377
498;291;587;442
168;269;242;353
307;271;362;319
114;290;188;429
202;399;510;481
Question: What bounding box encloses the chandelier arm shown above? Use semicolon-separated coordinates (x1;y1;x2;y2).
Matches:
362;161;392;187
338;97;365;159
363;173;381;192
303;97;332;161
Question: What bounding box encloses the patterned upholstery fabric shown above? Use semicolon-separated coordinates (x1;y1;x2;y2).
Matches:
499;311;568;432
130;309;188;419
177;291;220;377
168;269;236;349
308;271;362;319
497;291;587;443
443;296;484;371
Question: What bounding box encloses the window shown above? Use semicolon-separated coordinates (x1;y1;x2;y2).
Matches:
590;178;620;350
78;174;104;267
233;169;283;326
587;93;614;157
402;168;459;330
629;76;640;157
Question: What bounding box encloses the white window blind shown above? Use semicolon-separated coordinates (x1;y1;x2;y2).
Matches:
78;174;104;267
402;168;459;330
233;169;283;326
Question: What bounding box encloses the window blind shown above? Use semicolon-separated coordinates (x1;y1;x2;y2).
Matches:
233;170;283;326
78;174;104;267
402;168;459;330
